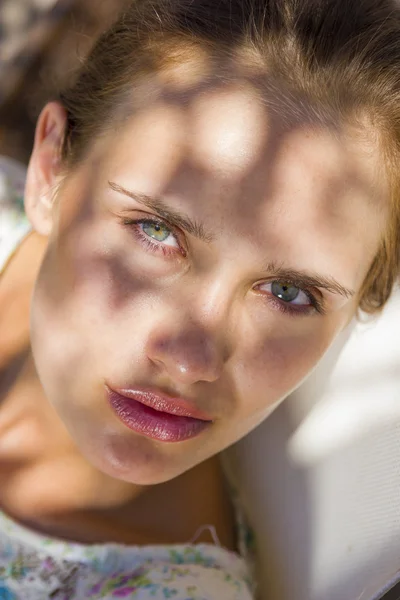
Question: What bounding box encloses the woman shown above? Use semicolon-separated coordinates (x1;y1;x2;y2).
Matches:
0;0;399;597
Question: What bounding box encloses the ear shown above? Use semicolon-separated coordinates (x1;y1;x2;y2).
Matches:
24;102;68;236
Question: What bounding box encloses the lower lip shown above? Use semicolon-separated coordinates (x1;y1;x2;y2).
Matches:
106;388;211;443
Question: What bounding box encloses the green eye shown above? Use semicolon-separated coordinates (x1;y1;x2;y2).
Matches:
142;220;171;242
257;280;320;315
271;281;300;303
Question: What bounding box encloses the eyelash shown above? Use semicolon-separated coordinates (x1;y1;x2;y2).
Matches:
121;216;325;317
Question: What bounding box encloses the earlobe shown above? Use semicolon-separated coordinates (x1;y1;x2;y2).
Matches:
24;102;68;236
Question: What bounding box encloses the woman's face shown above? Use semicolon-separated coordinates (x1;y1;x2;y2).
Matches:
27;75;387;484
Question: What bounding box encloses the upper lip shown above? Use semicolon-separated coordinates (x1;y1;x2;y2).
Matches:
106;385;213;422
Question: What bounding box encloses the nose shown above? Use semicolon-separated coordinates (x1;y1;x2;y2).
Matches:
146;321;228;385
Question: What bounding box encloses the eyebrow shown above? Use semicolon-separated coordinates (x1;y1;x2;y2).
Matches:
108;181;214;242
265;262;355;299
109;181;355;299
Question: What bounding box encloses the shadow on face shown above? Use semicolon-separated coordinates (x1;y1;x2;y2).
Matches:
26;54;389;484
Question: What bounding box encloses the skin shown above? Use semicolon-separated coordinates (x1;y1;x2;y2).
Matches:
0;69;388;546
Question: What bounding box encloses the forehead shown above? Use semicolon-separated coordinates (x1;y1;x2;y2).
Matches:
99;69;388;289
110;71;385;187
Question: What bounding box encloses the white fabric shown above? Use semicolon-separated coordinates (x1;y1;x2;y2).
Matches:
227;291;400;600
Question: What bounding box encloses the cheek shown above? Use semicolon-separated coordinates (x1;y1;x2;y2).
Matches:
30;247;95;407
35;217;150;327
30;222;165;393
233;317;344;429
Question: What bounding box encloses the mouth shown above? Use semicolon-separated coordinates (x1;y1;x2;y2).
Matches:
106;386;213;443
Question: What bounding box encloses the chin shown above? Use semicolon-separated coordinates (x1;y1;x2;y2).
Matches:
80;429;191;485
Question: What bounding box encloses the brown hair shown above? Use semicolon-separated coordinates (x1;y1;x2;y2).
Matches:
59;0;400;313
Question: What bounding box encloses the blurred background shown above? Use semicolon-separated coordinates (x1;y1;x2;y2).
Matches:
0;0;127;164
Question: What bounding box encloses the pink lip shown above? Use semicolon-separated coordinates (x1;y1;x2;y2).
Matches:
106;386;212;443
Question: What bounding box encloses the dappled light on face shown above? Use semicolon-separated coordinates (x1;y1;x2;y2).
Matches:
190;84;268;179
27;58;392;485
246;122;387;299
110;104;187;195
41;69;387;358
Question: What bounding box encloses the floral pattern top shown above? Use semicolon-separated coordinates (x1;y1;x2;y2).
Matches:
0;156;254;599
0;510;253;600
